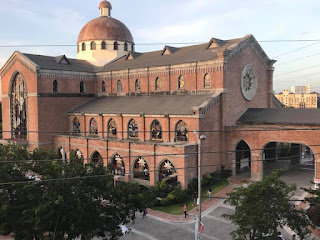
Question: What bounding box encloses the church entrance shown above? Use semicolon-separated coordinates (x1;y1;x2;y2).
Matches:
235;140;251;177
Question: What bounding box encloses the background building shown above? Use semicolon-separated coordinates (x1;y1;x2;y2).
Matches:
275;85;317;108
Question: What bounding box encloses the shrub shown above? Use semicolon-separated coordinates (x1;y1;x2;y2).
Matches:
188;178;198;193
202;174;213;188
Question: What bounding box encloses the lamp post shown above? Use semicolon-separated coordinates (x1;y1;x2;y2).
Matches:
193;130;206;240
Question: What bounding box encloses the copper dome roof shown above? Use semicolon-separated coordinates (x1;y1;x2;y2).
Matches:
77;17;134;43
99;1;112;10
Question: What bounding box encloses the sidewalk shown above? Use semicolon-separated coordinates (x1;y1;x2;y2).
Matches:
147;176;248;223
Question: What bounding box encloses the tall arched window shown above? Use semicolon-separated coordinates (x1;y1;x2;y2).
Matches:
158;159;177;182
111;153;125;175
82;42;86;51
117;80;122;92
128;119;138;138
155;77;161;91
204;73;211;88
175;120;188;141
150;120;162;140
107;118;117;137
178;75;185;89
91;151;102;164
80;81;85;93
101;81;106;93
89;118;98;136
124;42;128;51
133;156;149;181
11;72;27;139
73;117;81;134
101;41;106;50
53;80;58;93
90;41;96;50
114;41;119;50
135;79;140;92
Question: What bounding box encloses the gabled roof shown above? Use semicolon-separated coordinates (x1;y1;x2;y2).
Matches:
54;55;70;64
207;37;224;48
69;94;216;115
126;51;143;60
162;45;180;55
237;108;320;126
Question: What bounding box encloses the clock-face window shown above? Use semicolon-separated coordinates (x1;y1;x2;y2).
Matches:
241;65;258;101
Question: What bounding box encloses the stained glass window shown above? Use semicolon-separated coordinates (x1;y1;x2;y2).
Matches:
178;75;185;89
133;156;149;181
159;159;177;182
204;73;211;88
101;41;106;50
82;42;86;51
89;118;98;136
151;120;162;140
176;120;188;141
155;77;161;91
91;41;96;50
128;119;138;138
135;79;140;92
117;80;122;93
114;41;119;50
53;80;58;92
73;117;80;134
108;118;117;137
111;153;125;175
101;81;106;92
80;81;85;93
11;72;27;139
124;42;128;51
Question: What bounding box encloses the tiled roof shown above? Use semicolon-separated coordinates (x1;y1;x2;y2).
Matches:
238;108;320;126
69;94;216;115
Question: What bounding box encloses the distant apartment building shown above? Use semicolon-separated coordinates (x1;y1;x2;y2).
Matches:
275;85;318;108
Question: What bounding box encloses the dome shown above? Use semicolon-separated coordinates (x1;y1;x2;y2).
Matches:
77;17;134;43
99;0;112;10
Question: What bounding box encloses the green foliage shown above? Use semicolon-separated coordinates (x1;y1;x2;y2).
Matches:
223;170;311;240
303;183;320;227
0;145;145;240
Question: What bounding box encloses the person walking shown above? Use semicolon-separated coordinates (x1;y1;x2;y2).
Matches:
208;188;212;200
183;203;189;218
142;208;148;218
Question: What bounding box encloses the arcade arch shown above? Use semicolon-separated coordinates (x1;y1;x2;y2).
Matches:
111;153;125;175
90;151;102;164
158;159;177;183
235;140;251;177
133;156;150;181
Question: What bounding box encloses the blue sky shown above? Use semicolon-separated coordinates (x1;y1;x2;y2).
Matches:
0;0;320;93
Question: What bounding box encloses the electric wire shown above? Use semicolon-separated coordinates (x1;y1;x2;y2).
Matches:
274;64;320;77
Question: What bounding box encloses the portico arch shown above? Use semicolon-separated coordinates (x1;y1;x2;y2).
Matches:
234;140;251;177
110;153;125;175
90;151;103;164
158;159;177;184
133;156;150;181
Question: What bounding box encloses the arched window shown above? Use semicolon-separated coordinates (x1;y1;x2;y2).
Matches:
178;75;185;89
107;118;117;137
73;117;81;134
75;149;83;160
111;153;125;175
11;72;27;139
114;41;119;50
101;81;106;93
155;77;161;91
124;42;128;51
89;118;98;136
91;151;102;164
128;119;138;138
204;73;211;88
117;80;122;92
135;79;140;92
175;120;188;141
158;159;177;182
133;156;149;181
90;41;96;50
82;42;86;51
80;81;85;93
150;120;162;140
53;80;58;93
101;41;106;50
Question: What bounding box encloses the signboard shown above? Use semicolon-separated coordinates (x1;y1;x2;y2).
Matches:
198;222;204;240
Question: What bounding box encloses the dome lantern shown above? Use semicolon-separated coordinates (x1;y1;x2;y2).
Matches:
99;0;112;17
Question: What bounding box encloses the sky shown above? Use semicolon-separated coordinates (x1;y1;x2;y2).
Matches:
0;0;320;93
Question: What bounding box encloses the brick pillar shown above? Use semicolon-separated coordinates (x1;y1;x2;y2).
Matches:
149;168;156;186
251;152;263;181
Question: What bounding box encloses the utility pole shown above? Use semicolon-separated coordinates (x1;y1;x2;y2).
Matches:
193;130;206;240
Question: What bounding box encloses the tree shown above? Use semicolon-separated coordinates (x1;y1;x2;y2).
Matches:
0;146;145;239
223;170;311;240
304;183;320;227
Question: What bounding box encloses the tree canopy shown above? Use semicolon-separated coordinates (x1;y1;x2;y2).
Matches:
223;170;311;240
0;145;145;240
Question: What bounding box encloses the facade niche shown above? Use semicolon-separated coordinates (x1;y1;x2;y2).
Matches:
117;80;122;92
80;81;85;93
178;75;185;89
107;118;117;137
128;119;138;138
135;79;141;92
150;120;162;140
204;73;212;88
101;81;106;92
155;77;161;91
89;118;98;136
53;80;59;93
73;117;81;134
175;120;188;141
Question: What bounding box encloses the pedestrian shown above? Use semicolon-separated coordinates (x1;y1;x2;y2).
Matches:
142;208;148;218
183;203;189;218
192;192;197;206
208;188;212;200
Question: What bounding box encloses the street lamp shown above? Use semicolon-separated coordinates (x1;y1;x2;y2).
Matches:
193;130;206;240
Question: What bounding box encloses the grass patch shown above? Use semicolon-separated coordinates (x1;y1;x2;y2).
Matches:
153;179;229;215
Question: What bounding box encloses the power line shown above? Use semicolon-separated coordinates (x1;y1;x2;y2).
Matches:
274;64;320;77
272;41;320;58
274;72;320;82
275;52;320;66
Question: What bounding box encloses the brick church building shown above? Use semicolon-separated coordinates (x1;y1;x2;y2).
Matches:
2;1;320;188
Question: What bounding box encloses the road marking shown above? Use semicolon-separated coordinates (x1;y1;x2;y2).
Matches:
130;228;160;240
204;214;234;225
